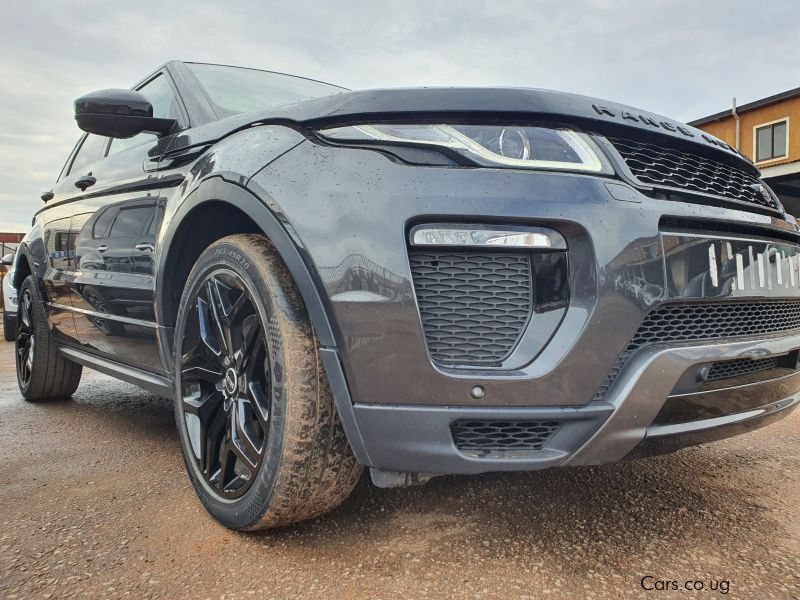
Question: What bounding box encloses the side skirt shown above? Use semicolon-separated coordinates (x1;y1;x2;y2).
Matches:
58;346;173;397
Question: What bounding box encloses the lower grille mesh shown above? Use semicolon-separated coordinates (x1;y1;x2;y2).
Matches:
409;252;533;366
451;420;561;452
594;301;800;401
707;356;781;382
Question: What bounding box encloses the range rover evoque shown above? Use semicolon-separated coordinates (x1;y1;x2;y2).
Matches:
13;61;800;529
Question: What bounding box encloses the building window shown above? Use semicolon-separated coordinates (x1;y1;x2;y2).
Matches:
755;119;788;162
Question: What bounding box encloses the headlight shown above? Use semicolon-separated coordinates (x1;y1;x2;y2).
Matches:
318;124;605;172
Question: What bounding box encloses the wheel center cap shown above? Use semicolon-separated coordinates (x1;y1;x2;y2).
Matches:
224;368;238;395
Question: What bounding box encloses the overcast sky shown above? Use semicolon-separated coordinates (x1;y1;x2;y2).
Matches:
1;0;798;232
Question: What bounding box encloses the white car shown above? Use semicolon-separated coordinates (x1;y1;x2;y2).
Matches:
2;252;17;341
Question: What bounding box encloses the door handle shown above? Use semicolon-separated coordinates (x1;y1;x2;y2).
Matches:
97;245;108;253
74;175;97;191
135;243;155;252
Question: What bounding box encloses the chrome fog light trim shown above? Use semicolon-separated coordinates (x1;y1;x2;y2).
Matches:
410;224;566;250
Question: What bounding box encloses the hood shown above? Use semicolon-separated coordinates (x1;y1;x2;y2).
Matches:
172;87;752;170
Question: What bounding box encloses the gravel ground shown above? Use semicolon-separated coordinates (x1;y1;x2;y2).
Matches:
0;332;798;599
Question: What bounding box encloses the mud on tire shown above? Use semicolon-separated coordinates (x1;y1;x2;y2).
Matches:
173;234;362;530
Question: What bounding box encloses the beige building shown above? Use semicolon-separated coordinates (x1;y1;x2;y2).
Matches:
689;87;800;216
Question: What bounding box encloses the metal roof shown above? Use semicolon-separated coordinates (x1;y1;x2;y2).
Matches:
689;86;800;126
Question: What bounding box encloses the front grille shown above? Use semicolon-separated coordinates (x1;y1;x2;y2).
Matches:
594;301;800;401
451;420;561;453
608;136;780;212
706;356;781;382
409;252;532;366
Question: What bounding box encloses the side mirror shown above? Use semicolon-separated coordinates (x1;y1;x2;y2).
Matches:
1;253;13;266
74;89;177;138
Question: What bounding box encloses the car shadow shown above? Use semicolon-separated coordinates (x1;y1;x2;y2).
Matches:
250;445;779;574
41;377;787;574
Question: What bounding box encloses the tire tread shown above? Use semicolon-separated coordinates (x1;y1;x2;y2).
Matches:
175;235;361;530
17;276;82;401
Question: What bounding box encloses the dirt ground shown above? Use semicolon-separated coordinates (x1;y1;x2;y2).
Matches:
0;330;798;599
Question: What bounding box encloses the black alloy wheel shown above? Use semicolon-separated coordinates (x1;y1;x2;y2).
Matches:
173;235;362;530
16;287;34;386
15;275;82;400
178;269;270;499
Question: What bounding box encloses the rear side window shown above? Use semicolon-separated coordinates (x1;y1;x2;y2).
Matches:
68;134;107;176
92;207;117;239
108;206;152;238
146;205;164;236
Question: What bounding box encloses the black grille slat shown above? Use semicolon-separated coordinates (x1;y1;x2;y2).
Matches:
608;136;780;212
410;252;532;366
706;356;781;382
594;301;800;401
451;420;561;452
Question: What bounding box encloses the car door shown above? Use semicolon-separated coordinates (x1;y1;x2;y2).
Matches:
67;71;183;373
36;133;109;343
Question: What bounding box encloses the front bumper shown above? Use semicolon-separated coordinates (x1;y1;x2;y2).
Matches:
346;332;800;474
250;141;800;475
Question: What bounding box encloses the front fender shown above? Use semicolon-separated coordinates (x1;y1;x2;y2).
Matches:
155;176;370;463
155;177;336;347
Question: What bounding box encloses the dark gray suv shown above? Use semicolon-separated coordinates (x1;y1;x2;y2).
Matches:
12;60;800;529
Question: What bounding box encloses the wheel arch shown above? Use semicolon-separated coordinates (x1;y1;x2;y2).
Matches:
157;176;370;464
12;246;33;290
157;176;336;351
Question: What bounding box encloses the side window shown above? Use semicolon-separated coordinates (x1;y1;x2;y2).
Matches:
67;134;108;176
108;206;153;238
146;205;163;236
56;145;77;183
92;207;117;239
107;75;180;157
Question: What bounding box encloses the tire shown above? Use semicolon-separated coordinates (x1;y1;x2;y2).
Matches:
16;276;83;401
173;234;362;530
3;310;15;341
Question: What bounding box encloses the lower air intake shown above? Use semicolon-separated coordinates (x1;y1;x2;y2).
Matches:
451;420;561;453
594;301;800;401
706;356;782;382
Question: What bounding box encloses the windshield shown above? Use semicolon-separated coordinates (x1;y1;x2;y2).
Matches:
188;63;346;118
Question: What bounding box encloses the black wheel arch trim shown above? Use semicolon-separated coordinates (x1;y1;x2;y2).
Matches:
155;176;372;465
155;176;335;348
12;244;50;305
12;243;35;289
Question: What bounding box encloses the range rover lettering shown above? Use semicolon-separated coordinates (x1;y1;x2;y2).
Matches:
12;61;800;529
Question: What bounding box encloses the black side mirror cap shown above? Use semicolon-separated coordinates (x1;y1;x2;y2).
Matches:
41;190;54;202
74;89;177;138
1;253;13;266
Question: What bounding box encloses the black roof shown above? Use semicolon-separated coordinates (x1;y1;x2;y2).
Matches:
689;86;800;126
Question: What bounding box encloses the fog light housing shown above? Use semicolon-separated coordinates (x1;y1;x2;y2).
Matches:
409;224;566;249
